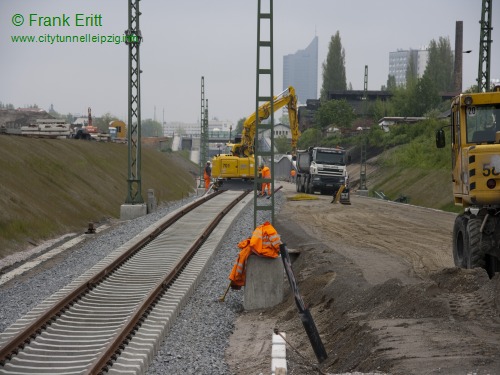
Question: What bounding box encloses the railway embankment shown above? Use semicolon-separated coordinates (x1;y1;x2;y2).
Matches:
0;136;198;259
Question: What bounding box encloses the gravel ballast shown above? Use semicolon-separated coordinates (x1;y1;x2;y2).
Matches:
0;191;284;374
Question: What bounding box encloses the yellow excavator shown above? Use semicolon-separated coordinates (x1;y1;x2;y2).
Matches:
436;86;500;277
435;0;500;278
211;86;300;180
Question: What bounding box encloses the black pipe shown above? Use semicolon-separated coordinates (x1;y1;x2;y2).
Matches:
279;243;327;363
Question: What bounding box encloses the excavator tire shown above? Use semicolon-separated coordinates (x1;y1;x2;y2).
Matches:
298;179;305;193
306;181;313;194
466;218;486;269
452;214;468;268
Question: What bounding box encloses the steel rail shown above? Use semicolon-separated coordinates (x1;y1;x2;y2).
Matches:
0;190;224;365
86;189;249;375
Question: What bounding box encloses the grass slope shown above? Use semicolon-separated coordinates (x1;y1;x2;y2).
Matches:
364;141;460;213
0;137;198;259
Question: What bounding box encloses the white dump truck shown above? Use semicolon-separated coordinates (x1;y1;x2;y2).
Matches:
295;146;349;199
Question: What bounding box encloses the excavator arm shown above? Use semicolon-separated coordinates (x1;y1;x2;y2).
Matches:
288;90;300;153
240;86;300;156
211;86;301;181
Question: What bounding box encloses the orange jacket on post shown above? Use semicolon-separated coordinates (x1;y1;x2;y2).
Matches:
228;238;252;289
229;221;281;288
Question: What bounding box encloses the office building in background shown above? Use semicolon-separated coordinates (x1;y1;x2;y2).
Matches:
283;36;318;104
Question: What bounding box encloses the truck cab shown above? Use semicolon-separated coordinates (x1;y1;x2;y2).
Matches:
296;146;349;196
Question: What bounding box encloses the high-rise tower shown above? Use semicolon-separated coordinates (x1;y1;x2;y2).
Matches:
283;36;318;103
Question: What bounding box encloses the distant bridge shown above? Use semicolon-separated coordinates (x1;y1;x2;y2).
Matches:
172;131;233;144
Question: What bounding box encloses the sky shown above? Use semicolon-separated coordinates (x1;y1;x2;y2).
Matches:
1;1;499;127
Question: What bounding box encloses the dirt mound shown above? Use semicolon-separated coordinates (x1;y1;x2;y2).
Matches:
227;183;500;375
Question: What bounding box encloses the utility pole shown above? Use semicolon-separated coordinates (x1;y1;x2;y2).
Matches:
205;99;209;159
363;65;368;115
162;108;165;135
359;65;368;192
477;0;492;92
199;77;209;188
254;0;275;228
124;0;144;206
454;21;464;93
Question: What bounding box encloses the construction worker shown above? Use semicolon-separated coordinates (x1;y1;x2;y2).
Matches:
261;162;271;196
203;161;212;190
290;168;296;183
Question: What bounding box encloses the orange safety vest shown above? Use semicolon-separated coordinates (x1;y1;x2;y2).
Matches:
229;221;281;288
203;164;211;189
204;164;211;180
261;166;271;179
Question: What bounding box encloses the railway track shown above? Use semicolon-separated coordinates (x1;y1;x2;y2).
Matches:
0;189;251;375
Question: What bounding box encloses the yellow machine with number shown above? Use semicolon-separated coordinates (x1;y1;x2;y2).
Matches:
436;86;500;276
211;86;300;180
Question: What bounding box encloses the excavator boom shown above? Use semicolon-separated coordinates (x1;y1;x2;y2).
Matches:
241;86;299;155
211;86;300;181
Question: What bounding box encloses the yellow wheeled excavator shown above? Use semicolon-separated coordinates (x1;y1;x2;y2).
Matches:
436;0;500;277
436;86;500;277
211;86;300;181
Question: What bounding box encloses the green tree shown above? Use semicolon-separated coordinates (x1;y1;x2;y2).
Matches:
235;117;245;135
386;75;397;91
94;112;119;133
320;31;347;101
372;98;394;122
141;119;163;137
297;127;322;149
314;99;355;131
424;37;454;92
406;53;418;88
389;73;441;117
367;124;386;147
275;135;290;154
391;85;414;116
412;74;441;116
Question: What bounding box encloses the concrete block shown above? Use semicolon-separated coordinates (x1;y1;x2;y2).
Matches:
272;363;287;375
120;204;147;220
357;189;369;197
272;331;286;344
243;255;283;310
147;189;157;213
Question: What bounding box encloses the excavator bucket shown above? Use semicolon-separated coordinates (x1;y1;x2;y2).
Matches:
332;185;351;205
339;188;351;205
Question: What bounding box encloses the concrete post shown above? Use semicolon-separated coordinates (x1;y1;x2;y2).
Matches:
147;189;157;213
243;255;283;310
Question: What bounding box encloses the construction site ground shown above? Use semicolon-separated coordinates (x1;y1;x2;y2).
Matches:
225;181;500;375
